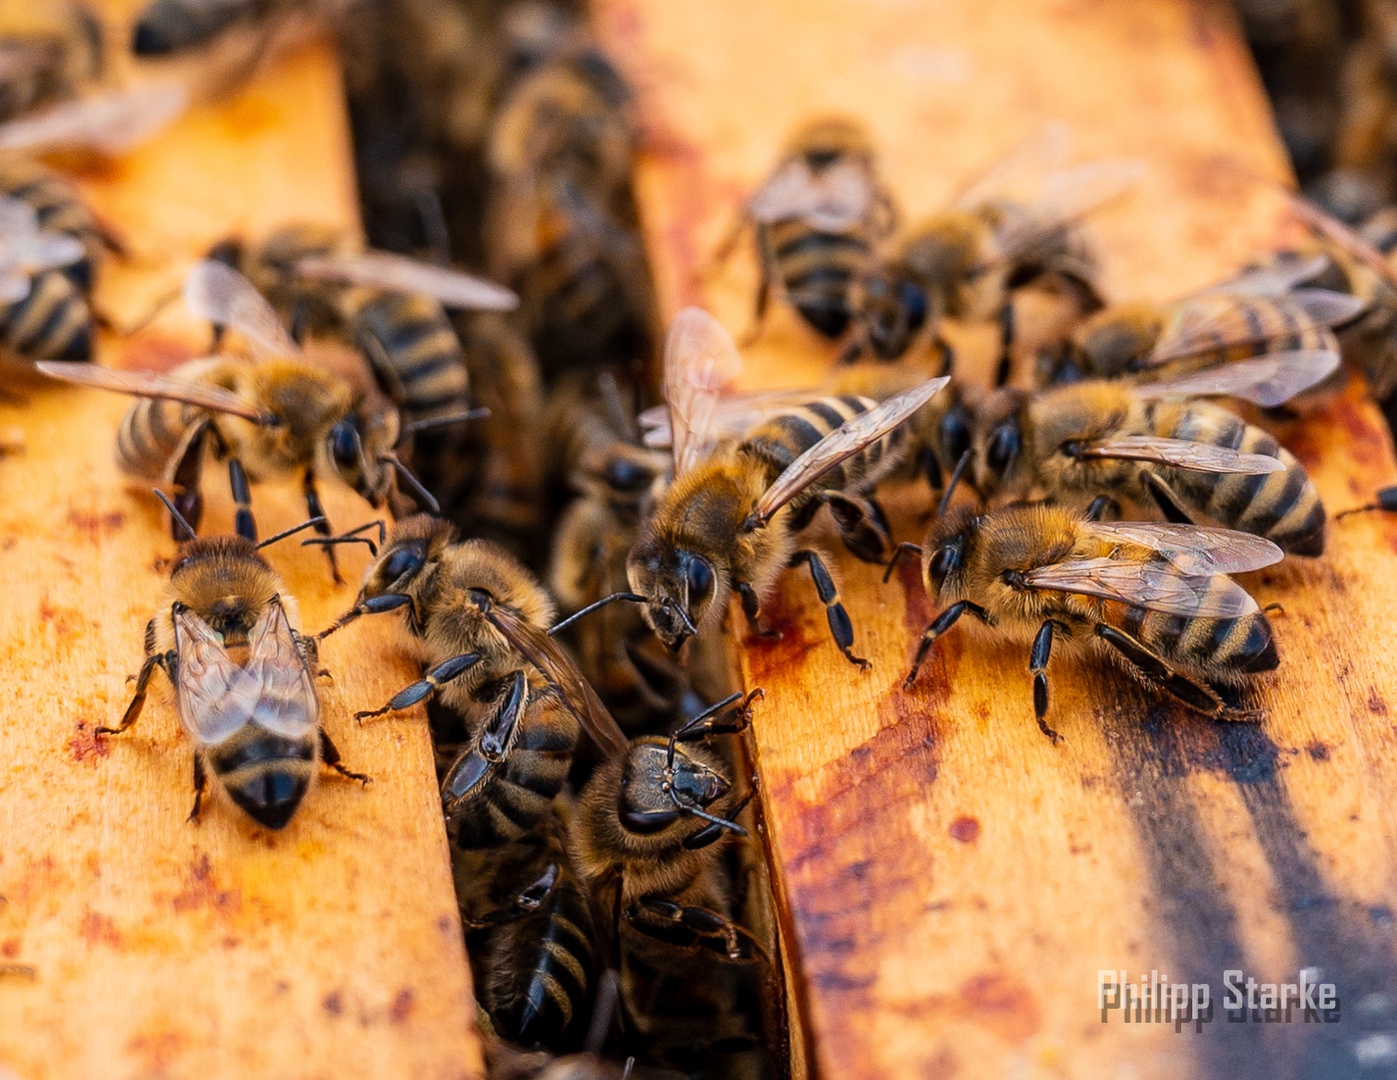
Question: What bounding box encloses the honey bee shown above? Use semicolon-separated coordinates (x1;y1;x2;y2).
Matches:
453;807;598;1052
316;514;629;849
846;127;1139;378
1034;257;1364;387
569;690;769;1072
972;356;1333;555
97;493;369;829
129;0;328;57
37;261;418;579
0;2;103;122
889;503;1282;741
624;308;949;666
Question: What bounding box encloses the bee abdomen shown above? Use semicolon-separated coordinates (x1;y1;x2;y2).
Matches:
1123;604;1278;681
0;271;91;361
351;293;470;419
207;729;317;831
0;168;102;288
117;397;194;479
132;0;249;55
767;222;872;338
743;394;903;494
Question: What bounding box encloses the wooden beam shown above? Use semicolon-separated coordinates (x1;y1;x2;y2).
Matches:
0;12;483;1079
595;0;1397;1076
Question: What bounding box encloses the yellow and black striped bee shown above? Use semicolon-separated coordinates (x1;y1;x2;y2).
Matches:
317;514;630;849
0;2;103;122
972;356;1333;555
98;494;368;829
889;502;1282;741
624;308;949;666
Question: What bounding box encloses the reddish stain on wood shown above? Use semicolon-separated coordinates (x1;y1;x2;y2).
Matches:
948;816;981;844
389;988;415;1024
67;721;110;766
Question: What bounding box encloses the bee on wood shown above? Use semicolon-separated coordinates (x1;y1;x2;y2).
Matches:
971;354;1334;555
37;261;429;580
846;125;1139;380
316;514;630;849
1034;256;1364;387
99;493;369;829
887;503;1282;741
0;2;103;123
621;308;949;666
569;690;769;1072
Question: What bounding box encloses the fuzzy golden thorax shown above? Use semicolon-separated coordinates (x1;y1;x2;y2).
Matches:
899;211;1001;319
232;357;356;477
782;114;875;169
1070;301;1164;378
1022;380;1142;498
626;451;791;650
157;536;285;652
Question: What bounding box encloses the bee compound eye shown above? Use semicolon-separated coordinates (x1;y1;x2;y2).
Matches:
929;544;959;585
604;457;652;493
685;557;714;602
986;424;1020;475
330;422;359;468
381;544;424;582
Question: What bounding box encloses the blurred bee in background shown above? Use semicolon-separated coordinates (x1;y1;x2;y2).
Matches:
972;352;1335;555
38;261;418;580
570;690;772;1075
844;126;1139;383
98;491;369;829
623;308;949;667
316;514;630;849
888;502;1282;741
0;1;103;122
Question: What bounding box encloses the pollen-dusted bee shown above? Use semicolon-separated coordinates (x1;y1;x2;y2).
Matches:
1034;256;1364;387
846;127;1139;378
37;262;416;579
888;503;1282;741
972;356;1333;555
624;308;949;666
727;115;896;341
317;514;629;849
97;495;369;829
570;690;769;1072
0;2;103;122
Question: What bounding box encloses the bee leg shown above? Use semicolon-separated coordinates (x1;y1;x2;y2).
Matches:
791;550;869;669
1140;471;1195;525
186;754;207;824
1082;495;1120;522
354;651;484;723
463;861;561;931
442;671;527;814
821;493;892;563
993;301;1015;387
228;458;257;542
318;729;371;786
735;581;780;640
625;899;768;963
1029;620;1068;744
681;791;754;850
1094;625;1229;716
739;239;776;346
906;601;992;689
301;469;342;585
170;421;209;539
933;334;957;378
673;689;763;743
100;645;174;735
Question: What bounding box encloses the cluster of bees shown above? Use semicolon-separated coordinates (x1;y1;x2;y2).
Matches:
9;1;1397;1079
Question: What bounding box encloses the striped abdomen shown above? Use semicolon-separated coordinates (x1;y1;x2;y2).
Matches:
761;217;875;338
347;289;470;421
1114;600;1278;686
1142;398;1325;555
475;854;596;1051
0;161;103;290
0;271;91;360
117;396;200;478
204;724;317;831
1143;297;1337;381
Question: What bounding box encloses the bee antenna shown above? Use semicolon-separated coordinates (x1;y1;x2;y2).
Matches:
153;489;197;541
663;597;698;637
547;592;647;636
676;802;749;837
397;409;490;446
937;448;972;519
256;516;327;549
380;454;441;514
302;519;385;556
597;370;639;443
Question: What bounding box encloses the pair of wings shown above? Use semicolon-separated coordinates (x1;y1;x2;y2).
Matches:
660;307;949;525
0;195;85;304
1285;192;1397;296
0;82;188;156
1017;520;1281;619
173;597;319;745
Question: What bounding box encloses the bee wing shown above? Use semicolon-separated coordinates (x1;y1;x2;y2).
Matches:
951;120;1073;210
1023;557;1260;617
292;251;520;311
477;600;629;761
0;82;187;155
0;195;40;240
184;260;300;358
172;607;262;745
1133;349;1341;407
1195;254;1331;297
663;307;745;476
34;360;268;423
748;157;871;230
991;158;1144;265
750;376;950;523
1080;434;1286;473
1083;521;1283;574
640;387;823;449
1148;290;1366;365
241;597;319;738
1285;191;1397;286
0;270;30;304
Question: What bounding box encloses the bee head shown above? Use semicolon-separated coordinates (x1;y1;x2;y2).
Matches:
1072;303;1162;378
973;387;1028;496
626;535;718;652
921;505;977;596
324;402;400;508
358;515;455;605
618;739;730;837
854;263;928;360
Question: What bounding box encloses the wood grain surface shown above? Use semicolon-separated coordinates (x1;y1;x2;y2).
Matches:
0;9;483;1080
593;1;1397;1077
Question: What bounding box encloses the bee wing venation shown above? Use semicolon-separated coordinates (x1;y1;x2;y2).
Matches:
243;598;319;738
1082;434;1286;473
1024;557;1261;617
184;260;300;358
478;601;629;761
640;387;823;449
1148;290;1359;365
1286;191;1397;286
1198;254;1332;297
749;158;870;229
172;607;264;745
663;307;745;476
34;361;267;422
1135;349;1341;406
752;376;950;521
1083;521;1284;574
0;82;187;154
293;251;520;311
